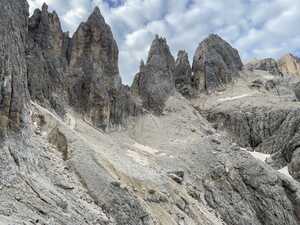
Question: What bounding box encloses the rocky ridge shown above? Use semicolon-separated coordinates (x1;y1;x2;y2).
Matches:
1;1;300;225
245;58;283;76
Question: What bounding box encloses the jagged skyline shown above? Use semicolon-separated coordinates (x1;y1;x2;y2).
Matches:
28;0;300;84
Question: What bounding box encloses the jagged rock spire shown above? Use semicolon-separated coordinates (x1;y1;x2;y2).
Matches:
131;35;175;113
174;50;192;97
192;34;243;93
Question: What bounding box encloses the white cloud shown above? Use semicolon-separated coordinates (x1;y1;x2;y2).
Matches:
28;0;300;84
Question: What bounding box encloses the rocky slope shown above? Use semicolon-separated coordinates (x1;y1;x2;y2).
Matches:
1;1;300;225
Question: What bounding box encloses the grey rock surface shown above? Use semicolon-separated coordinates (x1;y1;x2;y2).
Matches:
245;58;283;76
279;53;300;76
27;3;69;117
67;7;138;129
0;0;30;132
192;34;243;93
131;35;175;113
174;50;192;97
194;69;300;181
26;5;140;130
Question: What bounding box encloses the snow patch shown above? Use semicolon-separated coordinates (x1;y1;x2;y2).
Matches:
132;142;160;155
249;151;294;179
249;151;270;161
126;150;149;166
278;166;293;179
217;94;252;102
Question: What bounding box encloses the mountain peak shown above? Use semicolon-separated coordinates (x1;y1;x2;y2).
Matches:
42;2;48;11
88;6;105;24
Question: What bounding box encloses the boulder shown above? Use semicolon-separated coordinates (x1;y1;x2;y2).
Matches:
192;34;243;93
131;35;175;113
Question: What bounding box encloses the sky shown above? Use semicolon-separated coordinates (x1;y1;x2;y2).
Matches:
28;0;300;84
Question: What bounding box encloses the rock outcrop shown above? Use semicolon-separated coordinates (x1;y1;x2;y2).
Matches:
67;7;139;129
245;58;283;76
174;50;192;97
27;3;69;116
279;53;300;76
295;82;300;101
0;0;30;132
192;34;243;93
27;5;139;129
131;35;175;113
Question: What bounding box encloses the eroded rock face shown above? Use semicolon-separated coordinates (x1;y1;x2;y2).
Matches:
174;50;192;97
245;58;283;76
192;34;243;93
0;0;29;132
27;3;69;116
67;7;137;129
131;35;175;113
279;53;300;76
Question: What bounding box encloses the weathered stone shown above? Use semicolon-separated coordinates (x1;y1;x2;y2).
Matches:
192;34;243;93
279;53;300;76
67;7;138;129
174;50;192;97
245;58;283;76
131;35;175;113
27;3;69;116
0;0;30;132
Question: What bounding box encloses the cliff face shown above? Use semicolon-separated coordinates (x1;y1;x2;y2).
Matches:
279;53;300;76
132;35;175;113
27;3;69;116
27;6;139;130
192;34;243;93
0;0;29;132
174;50;192;97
